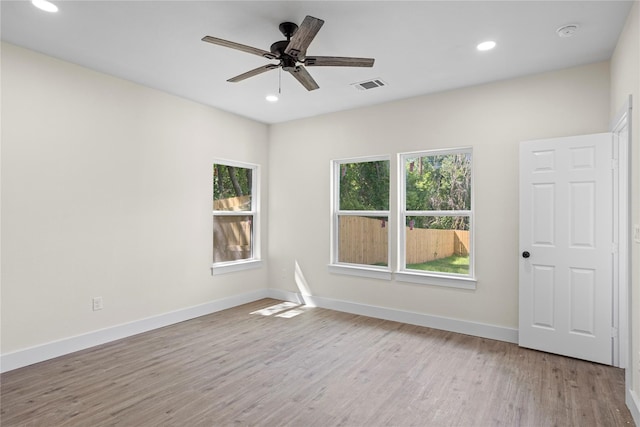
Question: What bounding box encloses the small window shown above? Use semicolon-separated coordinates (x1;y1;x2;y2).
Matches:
212;161;260;273
399;149;474;281
331;157;390;276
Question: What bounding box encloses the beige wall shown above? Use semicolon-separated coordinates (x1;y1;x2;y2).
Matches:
1;43;270;353
269;61;610;329
610;0;640;407
1;13;632;371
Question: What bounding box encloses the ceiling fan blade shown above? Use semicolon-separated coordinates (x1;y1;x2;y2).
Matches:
202;36;276;60
227;64;280;83
287;65;319;91
305;56;375;68
284;15;324;59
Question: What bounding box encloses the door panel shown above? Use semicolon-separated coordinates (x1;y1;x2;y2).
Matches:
532;184;555;245
519;133;613;365
532;265;554;327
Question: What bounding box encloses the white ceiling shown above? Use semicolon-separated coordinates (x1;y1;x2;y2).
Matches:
1;1;633;124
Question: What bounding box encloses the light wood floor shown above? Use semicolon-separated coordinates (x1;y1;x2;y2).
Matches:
1;299;633;426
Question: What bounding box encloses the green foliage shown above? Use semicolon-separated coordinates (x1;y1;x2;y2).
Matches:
407;215;469;232
337;154;470;230
405;153;471;230
213;164;252;200
339;160;390;210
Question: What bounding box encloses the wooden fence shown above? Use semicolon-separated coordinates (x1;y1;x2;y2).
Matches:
406;228;469;264
338;216;389;265
213;199;469;266
213;196;252;263
213;195;251;211
339;216;469;265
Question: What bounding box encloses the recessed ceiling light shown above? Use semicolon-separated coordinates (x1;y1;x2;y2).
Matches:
477;41;496;52
265;94;279;103
32;0;58;12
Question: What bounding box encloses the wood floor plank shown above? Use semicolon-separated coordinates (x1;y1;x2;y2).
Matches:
1;299;633;426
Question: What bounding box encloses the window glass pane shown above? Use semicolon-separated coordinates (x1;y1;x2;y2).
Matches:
405;216;470;274
405;153;471;211
339;160;390;210
213;164;252;211
213;215;253;263
338;215;388;266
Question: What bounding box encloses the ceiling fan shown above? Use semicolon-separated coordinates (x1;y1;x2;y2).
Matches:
202;15;375;91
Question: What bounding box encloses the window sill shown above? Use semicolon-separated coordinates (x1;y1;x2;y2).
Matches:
395;271;477;289
328;264;392;281
211;259;262;276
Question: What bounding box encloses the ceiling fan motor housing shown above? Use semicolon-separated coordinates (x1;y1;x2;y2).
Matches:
270;40;301;69
270;40;290;56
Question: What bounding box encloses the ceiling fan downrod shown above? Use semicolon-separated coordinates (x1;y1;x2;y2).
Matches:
278;22;298;40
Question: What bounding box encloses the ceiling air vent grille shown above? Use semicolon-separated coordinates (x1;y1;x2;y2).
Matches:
352;79;387;90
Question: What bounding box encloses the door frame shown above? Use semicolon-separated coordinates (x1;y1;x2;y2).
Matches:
612;95;632;369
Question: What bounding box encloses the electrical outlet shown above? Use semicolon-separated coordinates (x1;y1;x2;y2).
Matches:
92;296;103;311
634;224;640;243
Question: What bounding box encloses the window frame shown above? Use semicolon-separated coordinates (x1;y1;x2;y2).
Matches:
329;155;392;280
211;159;262;275
396;148;476;289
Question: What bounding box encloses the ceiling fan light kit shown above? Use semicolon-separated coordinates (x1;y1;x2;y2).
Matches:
202;15;375;91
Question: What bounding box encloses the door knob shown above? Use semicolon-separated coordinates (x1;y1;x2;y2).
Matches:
522;251;530;258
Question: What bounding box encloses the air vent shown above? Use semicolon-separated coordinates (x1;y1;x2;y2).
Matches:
352;79;387;90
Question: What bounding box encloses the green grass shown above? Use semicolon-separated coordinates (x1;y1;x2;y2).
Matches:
407;255;469;274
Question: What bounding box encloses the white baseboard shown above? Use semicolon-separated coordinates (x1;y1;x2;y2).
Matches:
1;288;519;373
267;289;518;344
0;289;269;373
627;388;640;426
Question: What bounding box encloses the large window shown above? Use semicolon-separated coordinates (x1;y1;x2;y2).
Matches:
399;148;473;284
212;161;260;274
330;156;390;278
329;150;474;287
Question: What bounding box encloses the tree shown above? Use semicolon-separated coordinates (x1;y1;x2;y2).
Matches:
339;160;390;211
228;166;243;197
405;153;471;230
213;164;252;201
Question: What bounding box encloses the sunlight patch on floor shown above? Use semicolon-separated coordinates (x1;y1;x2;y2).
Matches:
250;302;310;318
250;302;299;316
275;308;306;318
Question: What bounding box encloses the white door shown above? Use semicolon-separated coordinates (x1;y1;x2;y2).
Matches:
519;133;613;365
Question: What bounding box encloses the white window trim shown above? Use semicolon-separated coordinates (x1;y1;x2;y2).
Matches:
395;271;476;289
329;155;392;279
212;159;261;274
328;264;392;280
397;147;476;288
211;259;263;276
